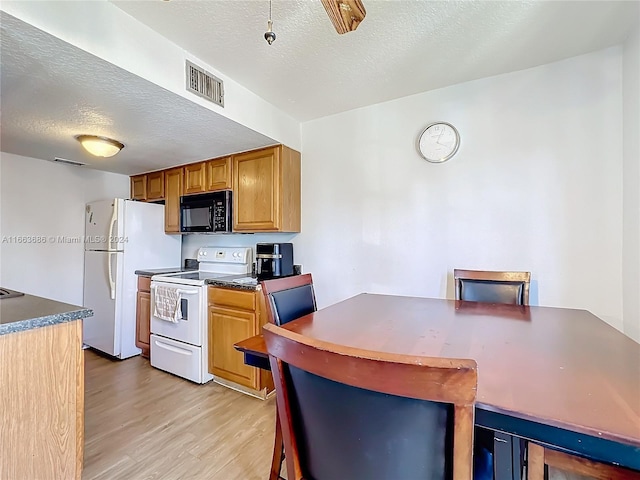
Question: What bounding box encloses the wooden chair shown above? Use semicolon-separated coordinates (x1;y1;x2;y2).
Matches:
263;322;478;480
454;270;638;480
454;269;531;305
260;273;317;480
528;443;640;480
261;273;317;327
454;269;531;480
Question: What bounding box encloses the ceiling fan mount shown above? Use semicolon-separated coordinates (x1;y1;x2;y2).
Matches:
321;0;367;34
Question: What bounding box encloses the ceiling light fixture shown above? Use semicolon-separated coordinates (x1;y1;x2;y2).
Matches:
75;135;124;158
264;0;276;45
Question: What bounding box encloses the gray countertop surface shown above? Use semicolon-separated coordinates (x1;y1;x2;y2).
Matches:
135;267;192;277
0;293;93;336
206;275;260;291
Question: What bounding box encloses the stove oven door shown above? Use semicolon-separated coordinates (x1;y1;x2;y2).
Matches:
150;282;205;346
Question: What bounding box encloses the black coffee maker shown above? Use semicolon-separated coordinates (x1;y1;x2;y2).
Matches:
256;243;294;280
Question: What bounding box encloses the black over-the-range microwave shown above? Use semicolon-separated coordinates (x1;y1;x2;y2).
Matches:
180;190;232;233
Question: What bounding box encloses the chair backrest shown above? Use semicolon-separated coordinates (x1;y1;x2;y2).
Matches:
454;269;531;306
261;274;317;326
263;323;478;480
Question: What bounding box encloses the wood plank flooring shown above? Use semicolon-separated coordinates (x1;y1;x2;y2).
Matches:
82;350;277;480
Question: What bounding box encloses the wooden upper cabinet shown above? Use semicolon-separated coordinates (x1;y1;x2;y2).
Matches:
184;162;206;195
131;175;147;201
146;171;165;201
164;167;183;234
206;157;232;191
233;146;301;232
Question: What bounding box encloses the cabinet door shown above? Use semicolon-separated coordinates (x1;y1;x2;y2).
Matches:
135;291;151;356
184;162;206;195
131;175;147;201
208;305;257;389
164;167;183;233
206;157;232;191
146;171;165;200
233;147;280;231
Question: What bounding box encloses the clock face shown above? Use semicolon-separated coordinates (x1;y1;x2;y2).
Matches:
418;122;460;163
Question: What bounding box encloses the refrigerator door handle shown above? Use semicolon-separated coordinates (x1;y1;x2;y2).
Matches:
108;252;116;300
108;200;118;251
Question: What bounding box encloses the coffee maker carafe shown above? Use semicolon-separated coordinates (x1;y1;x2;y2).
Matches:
256;243;294;280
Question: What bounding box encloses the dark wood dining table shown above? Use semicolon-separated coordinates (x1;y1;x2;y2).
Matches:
235;293;640;474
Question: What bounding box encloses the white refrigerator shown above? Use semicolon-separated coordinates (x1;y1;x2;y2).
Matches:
83;199;182;359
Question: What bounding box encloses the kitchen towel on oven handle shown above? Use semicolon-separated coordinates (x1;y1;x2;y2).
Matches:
153;285;182;323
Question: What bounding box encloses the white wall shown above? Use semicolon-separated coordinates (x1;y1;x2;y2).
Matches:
622;26;640;343
181;233;297;265
0;1;301;150
296;48;626;334
0;153;129;305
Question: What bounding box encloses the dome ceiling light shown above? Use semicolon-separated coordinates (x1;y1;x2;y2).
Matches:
75;135;125;158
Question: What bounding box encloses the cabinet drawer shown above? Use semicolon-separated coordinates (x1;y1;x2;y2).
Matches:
208;287;255;311
137;275;151;292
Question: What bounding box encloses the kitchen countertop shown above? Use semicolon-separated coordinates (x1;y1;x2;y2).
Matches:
0;293;93;336
206;275;260;291
134;267;193;277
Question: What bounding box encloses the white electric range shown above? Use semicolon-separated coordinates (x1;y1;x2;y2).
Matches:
150;246;253;383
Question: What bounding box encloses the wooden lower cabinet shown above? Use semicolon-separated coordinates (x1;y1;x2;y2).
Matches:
135;275;151;357
207;287;273;394
0;320;84;479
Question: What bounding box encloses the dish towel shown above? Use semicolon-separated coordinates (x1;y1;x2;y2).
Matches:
153;285;182;323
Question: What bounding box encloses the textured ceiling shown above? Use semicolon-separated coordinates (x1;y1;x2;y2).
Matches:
2;2;637;175
0;13;275;175
113;0;640;121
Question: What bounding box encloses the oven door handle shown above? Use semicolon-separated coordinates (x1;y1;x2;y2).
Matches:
150;285;200;296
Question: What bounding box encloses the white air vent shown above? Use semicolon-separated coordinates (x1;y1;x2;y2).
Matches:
186;60;224;107
53;157;86;167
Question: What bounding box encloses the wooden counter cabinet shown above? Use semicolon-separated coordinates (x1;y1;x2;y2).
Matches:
207;286;273;396
0;320;84;479
135;275;151;357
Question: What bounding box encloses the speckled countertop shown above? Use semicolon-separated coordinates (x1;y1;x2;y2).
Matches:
0;293;93;336
206;275;260;291
134;267;191;277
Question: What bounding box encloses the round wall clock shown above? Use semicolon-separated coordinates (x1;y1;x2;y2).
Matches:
417;122;460;163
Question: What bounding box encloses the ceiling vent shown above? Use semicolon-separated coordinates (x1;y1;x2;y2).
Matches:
186;60;224;107
53;157;86;167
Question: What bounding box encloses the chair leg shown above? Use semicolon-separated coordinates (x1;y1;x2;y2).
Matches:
269;407;285;480
527;443;545;480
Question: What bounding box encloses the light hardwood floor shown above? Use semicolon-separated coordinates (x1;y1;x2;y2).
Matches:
83;350;276;480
